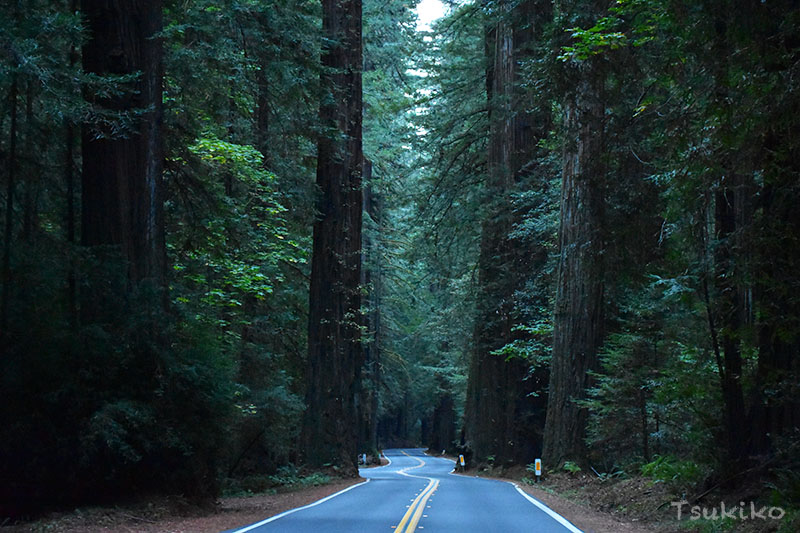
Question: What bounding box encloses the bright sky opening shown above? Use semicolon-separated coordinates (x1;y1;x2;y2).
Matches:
415;0;447;31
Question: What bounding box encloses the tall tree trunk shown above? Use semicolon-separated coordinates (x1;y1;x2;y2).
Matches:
463;5;516;463
81;0;166;290
750;132;800;454
21;81;36;241
360;160;381;454
464;0;550;466
301;0;364;475
714;185;747;461
543;58;606;466
255;63;271;167
429;387;456;453
66;9;78;324
65;118;77;325
1;76;19;335
706;9;747;462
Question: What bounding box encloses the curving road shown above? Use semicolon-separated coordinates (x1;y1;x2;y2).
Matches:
229;448;582;533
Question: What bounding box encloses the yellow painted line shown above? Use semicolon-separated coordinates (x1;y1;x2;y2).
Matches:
404;478;438;532
392;451;437;533
399;450;425;472
394;477;436;532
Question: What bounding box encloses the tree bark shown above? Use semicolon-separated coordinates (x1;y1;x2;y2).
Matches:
543;60;606;466
301;0;364;475
464;0;550;466
706;9;748;462
714;186;747;461
360;160;381;454
81;0;166;290
750;139;800;454
21;81;36;242
1;76;19;335
66;3;79;325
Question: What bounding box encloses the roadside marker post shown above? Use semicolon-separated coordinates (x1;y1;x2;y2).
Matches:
458;454;465;472
534;458;542;482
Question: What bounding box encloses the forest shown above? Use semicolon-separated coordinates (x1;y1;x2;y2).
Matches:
2;0;800;528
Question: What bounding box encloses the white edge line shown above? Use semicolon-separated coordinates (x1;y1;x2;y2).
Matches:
446;469;583;533
380;452;393;468
359;451;393;472
230;478;371;533
512;484;584;533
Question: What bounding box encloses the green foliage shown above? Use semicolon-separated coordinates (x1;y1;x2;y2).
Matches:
640;455;704;487
776;508;800;533
767;453;800;514
161;0;317;479
269;465;332;488
556;0;668;62
559;19;627;61
223;467;332;497
563;461;582;474
0;0;320;516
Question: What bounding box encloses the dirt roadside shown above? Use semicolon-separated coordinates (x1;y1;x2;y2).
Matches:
0;478;364;533
515;481;663;533
1;456;393;533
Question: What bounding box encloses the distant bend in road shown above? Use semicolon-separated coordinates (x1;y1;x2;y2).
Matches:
228;448;583;533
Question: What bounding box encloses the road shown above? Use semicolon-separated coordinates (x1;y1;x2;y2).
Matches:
229;448;582;533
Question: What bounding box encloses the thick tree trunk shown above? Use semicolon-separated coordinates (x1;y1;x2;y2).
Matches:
80;0;166;291
714;186;747;461
65;121;78;324
750;146;800;454
429;388;456;453
301;0;364;475
66;11;78;325
21;82;36;242
1;76;19;334
706;10;748;462
543;63;606;466
360;160;381;454
464;0;549;466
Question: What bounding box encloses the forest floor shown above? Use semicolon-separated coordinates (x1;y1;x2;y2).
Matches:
0;477;363;533
0;457;389;533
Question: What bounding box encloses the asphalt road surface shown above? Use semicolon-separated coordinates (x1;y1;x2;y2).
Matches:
229;448;582;533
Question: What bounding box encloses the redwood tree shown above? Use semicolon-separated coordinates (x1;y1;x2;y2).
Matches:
543;6;606;464
463;0;552;467
81;0;166;290
301;0;364;474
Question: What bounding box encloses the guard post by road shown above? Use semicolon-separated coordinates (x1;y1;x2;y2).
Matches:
458;454;465;472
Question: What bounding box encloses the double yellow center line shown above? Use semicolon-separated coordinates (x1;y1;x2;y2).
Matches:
393;452;438;532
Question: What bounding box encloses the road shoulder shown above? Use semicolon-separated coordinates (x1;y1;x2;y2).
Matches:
514;483;657;533
448;468;667;533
